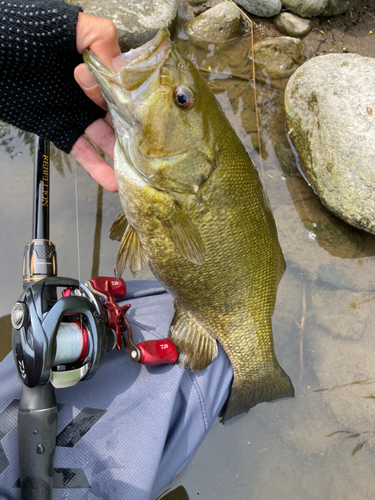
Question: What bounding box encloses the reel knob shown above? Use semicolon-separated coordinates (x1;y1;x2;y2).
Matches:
137;339;178;365
11;302;29;330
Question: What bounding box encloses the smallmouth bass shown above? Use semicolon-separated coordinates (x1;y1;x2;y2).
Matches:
83;29;294;422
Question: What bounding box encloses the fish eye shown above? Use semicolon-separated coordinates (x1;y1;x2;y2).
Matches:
173;86;194;109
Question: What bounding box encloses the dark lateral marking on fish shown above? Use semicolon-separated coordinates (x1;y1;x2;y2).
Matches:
13;468;90;489
56;407;107;447
0;400;19;475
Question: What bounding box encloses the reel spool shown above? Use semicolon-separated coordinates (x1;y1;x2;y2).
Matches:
12;276;116;389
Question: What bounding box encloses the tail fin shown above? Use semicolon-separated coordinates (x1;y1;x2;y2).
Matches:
221;367;294;423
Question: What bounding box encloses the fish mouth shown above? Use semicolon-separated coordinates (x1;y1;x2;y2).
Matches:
83;28;171;100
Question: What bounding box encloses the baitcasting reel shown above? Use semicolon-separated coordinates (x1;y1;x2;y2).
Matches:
12;276;178;390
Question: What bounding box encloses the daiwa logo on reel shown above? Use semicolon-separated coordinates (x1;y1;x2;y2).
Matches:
18;360;26;379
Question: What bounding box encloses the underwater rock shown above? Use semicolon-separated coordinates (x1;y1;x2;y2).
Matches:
274;202;375;293
234;0;282;18
185;2;241;42
311;314;375;434
252;37;303;84
310;288;374;341
66;0;177;50
274;12;316;37
274;142;299;175
285;53;375;236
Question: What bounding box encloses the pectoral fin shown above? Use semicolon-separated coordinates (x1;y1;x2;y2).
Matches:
160;204;205;265
115;224;147;277
109;211;128;242
169;303;218;371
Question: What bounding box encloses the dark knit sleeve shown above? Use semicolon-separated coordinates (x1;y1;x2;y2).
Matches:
0;0;106;153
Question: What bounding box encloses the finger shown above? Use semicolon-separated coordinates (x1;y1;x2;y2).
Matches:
84;115;115;160
74;63;108;110
76;13;121;71
70;135;118;192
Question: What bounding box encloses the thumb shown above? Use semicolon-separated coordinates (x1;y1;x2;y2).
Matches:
75;12;123;72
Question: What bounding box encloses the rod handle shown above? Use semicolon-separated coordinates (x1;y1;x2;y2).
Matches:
18;384;57;500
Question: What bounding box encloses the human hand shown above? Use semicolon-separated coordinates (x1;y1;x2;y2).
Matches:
72;13;126;192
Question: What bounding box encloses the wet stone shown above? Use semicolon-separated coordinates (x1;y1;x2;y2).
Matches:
176;0;223;21
285;53;375;236
251;36;303;84
274;12;316;37
282;0;355;18
234;0;282;18
66;0;178;50
321;0;356;16
281;0;327;17
185;2;241;42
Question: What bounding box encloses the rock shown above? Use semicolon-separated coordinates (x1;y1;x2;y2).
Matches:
252;37;303;83
274;12;316;37
234;0;282;18
185;2;241;42
285;53;375;236
281;0;327;17
321;0;356;16
67;0;178;50
176;0;223;20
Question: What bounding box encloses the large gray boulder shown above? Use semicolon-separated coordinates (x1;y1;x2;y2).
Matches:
67;0;178;50
285;53;375;236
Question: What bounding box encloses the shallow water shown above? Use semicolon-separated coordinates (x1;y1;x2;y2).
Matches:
1;19;375;500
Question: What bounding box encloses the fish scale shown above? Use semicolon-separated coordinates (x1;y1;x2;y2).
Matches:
84;28;294;422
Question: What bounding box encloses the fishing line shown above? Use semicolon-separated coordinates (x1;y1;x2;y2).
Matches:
74;160;81;282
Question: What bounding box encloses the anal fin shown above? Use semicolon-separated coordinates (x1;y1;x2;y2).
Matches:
169;303;218;372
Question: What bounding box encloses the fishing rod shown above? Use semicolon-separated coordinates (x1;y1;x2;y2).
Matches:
11;136;178;500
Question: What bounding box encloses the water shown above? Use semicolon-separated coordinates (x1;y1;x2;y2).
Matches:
1;20;375;500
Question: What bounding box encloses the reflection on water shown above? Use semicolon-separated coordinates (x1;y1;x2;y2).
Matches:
1;20;375;500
